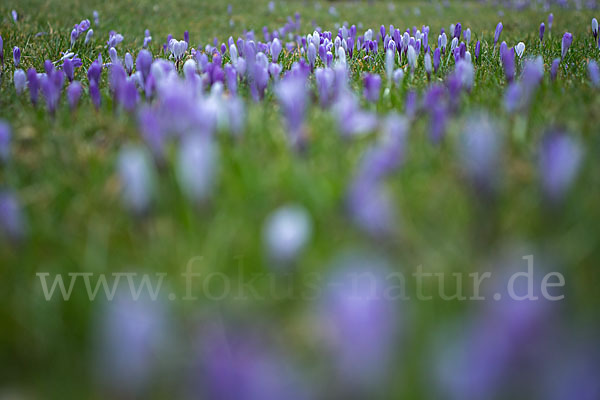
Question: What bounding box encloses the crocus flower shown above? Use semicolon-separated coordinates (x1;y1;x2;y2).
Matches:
124;52;133;75
454;23;462;40
433;47;441;72
501;46;515;82
263;204;312;264
475;40;481;61
66;81;82;110
539;130;582;203
548;13;553;30
95;291;167;397
0;35;4;65
318;253;400;389
307;42;316;68
385;48;394;81
11;10;17;22
515;42;525;58
504;82;522;113
459;112;503;193
117;146;155;214
0;190;26;241
440;32;448;53
41;69;65;115
274;73;308;147
106;31;124;48
13;46;20;67
85;29;94;44
175;135;218;203
271;38;282;62
89;81;101;110
540;22;545;42
0;121;11;163
143;29;151;48
26;68;39;106
589;60;600;87
494;22;503;47
13;69;26;94
393;69;404;85
551;58;560;81
63;58;74;81
363;73;381;103
424;52;432;79
561;32;573;59
93;10;99;26
315;67;335;106
464;28;471;46
407;45;416;72
593;18;599;41
136;50;152;82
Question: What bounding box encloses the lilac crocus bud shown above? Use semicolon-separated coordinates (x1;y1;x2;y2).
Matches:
363;73;381;103
337;46;347;67
70;28;78;47
274;73;308;146
271;38;282;62
318;253;400;389
0;121;11;163
124;52;133;75
136;49;152;82
424;51;432;79
109;47;119;65
13;69;26;94
117;146;154;214
176;135;218;203
589;60;600;87
501;46;515;82
548;13;553;30
515;42;525;58
504;82;522;113
385;48;394;81
11;10;18;22
307;42;316;68
459;112;503;193
464;28;471;46
67;81;82;110
393;68;404;85
0;190;26;241
475;40;481;61
494;22;503;46
407;45;416;71
85;29;94;44
0;35;4;65
13;46;20;67
184;30;189;44
561;32;573;59
454;23;462;40
63;58;74;81
263;204;312;264
27;68;39;106
433;47;441;72
593;18;599;41
540;22;545;42
539;130;582;203
89;81;101;109
551;58;560;81
93;10;99;26
440;32;448;52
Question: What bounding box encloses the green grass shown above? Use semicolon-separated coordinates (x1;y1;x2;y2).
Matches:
1;0;600;398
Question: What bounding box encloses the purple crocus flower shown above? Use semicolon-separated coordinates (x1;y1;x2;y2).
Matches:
0;190;26;241
41;70;65;115
433;47;441;72
85;29;94;44
87;60;102;85
136;50;152;82
124;52;133;75
26;68;39;106
539;130;582;203
63;58;74;81
561;32;573;59
475;40;481;61
13;69;27;95
551;58;560;81
307;42;316;69
548;13;554;31
363;73;381;103
593;18;598;41
589;60;600;87
504;82;522;113
0;121;11;163
0;35;4;65
89;81;101;110
501;46;515;82
459;112;503;193
67;81;82;110
319;253;400;389
454;23;462;40
540;22;545;42
494;22;503;47
315;67;335;107
120;79;139;112
275;73;308;147
13;46;20;67
184;30;189;44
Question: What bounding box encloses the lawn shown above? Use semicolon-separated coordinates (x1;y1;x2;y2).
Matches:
1;0;600;398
